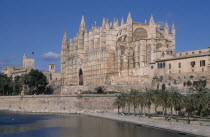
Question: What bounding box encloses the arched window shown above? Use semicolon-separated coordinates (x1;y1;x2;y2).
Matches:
147;45;151;64
169;63;171;69
134;28;148;41
79;68;83;85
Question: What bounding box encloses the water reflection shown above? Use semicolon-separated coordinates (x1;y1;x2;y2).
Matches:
0;111;197;137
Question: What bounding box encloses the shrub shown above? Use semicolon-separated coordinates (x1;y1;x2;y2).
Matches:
187;80;192;87
95;86;105;94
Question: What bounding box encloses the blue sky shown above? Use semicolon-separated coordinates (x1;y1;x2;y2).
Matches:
0;0;210;72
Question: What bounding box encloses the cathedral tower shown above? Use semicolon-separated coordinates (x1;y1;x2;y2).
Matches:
61;32;69;84
78;16;86;54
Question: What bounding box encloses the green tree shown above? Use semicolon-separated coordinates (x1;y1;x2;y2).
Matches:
144;89;153;117
129;89;140;115
126;92;132;115
12;75;22;95
26;69;48;95
191;83;209;118
170;90;183;120
113;93;127;114
159;90;170;119
137;92;145;116
184;94;196;124
0;74;12;95
152;89;162;114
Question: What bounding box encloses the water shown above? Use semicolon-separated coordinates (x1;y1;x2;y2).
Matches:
0;111;197;137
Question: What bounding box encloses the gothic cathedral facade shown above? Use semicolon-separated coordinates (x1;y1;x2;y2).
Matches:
61;13;176;86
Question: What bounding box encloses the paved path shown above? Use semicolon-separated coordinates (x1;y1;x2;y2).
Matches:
84;112;210;137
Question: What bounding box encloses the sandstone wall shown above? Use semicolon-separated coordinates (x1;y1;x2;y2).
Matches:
0;95;116;113
61;85;147;94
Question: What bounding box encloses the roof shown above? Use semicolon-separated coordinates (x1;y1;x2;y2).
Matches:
155;52;210;62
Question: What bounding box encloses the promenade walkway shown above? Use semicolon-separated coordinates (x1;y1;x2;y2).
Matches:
85;112;210;137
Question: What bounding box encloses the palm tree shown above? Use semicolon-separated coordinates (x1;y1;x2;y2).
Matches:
191;83;209;118
184;94;196;124
158;90;170;119
113;93;127;114
113;95;121;114
152;89;162;114
144;89;153;118
125;92;133;115
129;89;140;115
137;92;145;116
168;93;174;117
170;90;183;120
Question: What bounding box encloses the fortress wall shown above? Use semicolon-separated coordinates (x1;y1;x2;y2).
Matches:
0;95;116;113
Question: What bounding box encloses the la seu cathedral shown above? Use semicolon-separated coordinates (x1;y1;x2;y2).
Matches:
61;13;210;93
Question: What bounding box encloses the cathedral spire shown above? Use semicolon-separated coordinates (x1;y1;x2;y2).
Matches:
105;18;109;29
80;15;86;32
164;21;169;34
102;17;106;28
149;14;155;25
121;17;124;25
127;12;132;24
62;32;68;50
62;32;68;43
23;53;27;68
172;22;176;34
109;22;113;28
114;18;118;27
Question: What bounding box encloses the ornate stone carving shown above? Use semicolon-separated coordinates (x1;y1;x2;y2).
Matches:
134;28;147;41
156;43;163;50
117;35;127;42
117;28;127;36
156;31;164;39
120;46;125;55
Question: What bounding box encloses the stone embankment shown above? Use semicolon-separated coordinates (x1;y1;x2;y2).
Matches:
0;95;116;113
86;113;210;137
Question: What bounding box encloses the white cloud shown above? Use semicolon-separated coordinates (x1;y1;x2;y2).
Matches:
42;52;60;61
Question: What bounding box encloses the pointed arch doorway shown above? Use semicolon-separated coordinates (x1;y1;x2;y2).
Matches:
79;68;83;85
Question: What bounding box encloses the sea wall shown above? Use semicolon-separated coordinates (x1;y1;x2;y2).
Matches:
0;95;116;113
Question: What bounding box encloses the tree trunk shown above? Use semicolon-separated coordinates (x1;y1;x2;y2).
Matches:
171;107;173;116
128;103;130;115
200;109;202;118
165;106;167;120
134;106;136;115
175;110;178;121
118;105;120;114
141;105;143;116
122;106;125;113
155;105;157;114
162;106;165;116
187;112;191;124
148;106;151;118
